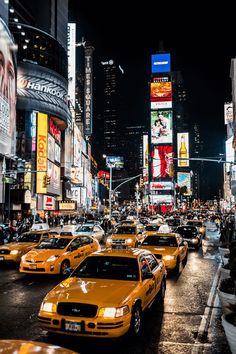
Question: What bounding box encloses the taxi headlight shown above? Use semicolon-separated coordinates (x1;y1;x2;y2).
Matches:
47;255;59;262
98;305;129;318
125;238;133;246
192;238;198;244
199;227;204;233
10;250;19;255
21;254;26;262
40;302;56;313
106;238;112;246
163;255;176;261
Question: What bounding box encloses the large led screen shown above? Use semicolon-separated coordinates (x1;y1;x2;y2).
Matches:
150;81;172;102
151;110;173;144
177;132;189;167
151;53;171;73
0;18;16;156
151;145;173;179
106;156;124;169
224;102;233;125
177;172;191;195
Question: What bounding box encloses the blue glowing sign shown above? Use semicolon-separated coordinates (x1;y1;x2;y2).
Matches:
151;53;171;73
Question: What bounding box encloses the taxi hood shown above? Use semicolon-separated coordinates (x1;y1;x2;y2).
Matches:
24;248;65;260
48;277;138;307
0;242;36;251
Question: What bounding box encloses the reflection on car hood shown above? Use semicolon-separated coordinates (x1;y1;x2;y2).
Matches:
0;242;37;251
48;277;138;307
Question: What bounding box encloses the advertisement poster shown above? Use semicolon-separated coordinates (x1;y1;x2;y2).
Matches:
0;18;17;156
177;132;189;167
47;161;60;195
151;145;173;179
36;113;48;194
150;81;172;102
48;134;55;162
151;110;173;144
54;143;61;163
177;172;191;195
151;53;171;73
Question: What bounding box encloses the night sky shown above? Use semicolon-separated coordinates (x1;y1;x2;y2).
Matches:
69;1;236;200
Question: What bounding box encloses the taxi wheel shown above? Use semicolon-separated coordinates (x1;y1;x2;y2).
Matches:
173;257;180;275
129;304;142;337
158;278;166;302
60;260;70;275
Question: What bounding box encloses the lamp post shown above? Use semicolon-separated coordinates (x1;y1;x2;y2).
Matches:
109;163;113;219
135;182;140;219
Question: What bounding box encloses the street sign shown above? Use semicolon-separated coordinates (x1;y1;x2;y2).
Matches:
2;176;14;184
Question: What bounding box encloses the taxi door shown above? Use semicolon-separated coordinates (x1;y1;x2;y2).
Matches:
67;238;88;269
139;255;156;309
144;253;163;296
176;235;187;262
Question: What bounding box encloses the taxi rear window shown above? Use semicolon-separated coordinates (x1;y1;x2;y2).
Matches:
142;236;177;247
73;256;139;281
114;226;136;234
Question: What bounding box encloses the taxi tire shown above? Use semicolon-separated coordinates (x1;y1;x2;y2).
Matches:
173;257;181;275
157;278;166;302
128;304;142;337
60;260;70;275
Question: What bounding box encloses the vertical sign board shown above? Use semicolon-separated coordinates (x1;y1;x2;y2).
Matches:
36;112;48;193
67;23;76;118
84;46;94;135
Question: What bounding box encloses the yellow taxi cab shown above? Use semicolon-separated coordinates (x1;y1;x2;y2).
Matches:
0;339;77;353
38;247;166;338
186;219;206;236
139;232;188;274
0;231;52;263
143;223;161;237
106;223;144;248
20;235;100;275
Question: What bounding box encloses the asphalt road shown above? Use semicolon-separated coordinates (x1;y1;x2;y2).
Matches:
0;222;231;354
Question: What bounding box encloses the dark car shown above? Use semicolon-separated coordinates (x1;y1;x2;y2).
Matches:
165;218;181;232
176;225;201;249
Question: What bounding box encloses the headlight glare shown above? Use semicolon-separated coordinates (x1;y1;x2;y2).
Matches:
47;255;59;262
125;238;133;245
163;255;175;261
41;302;56;313
98;305;129;318
10;250;19;255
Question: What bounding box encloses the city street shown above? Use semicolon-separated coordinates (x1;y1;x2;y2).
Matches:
0;224;231;353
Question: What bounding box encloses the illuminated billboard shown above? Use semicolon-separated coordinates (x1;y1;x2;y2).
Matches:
177;132;189;167
150;81;172;102
143;134;148;180
36;113;48;194
48;134;55;162
151;53;171;73
150;181;174;191
106;156;124;169
151;101;172;110
67;23;76;117
151;110;173;144
150;195;173;204
47;161;60;195
226;137;234;172
224;102;233;125
151;145;174;179
0;18;17;156
177;172;191;195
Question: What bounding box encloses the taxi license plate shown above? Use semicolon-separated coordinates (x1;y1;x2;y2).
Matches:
29;263;36;269
0;256;4;261
65;321;81;332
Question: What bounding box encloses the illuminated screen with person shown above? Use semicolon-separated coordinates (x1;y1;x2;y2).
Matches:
0;18;17;155
151;110;173;144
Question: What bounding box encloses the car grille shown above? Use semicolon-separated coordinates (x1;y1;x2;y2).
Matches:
23;267;45;272
0;249;10;255
154;254;162;259
57;302;98;318
111;239;125;245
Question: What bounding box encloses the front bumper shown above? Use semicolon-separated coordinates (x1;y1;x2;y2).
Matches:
38;312;131;338
20;261;60;274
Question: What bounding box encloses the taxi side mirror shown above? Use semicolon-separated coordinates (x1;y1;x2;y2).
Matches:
137;241;141;246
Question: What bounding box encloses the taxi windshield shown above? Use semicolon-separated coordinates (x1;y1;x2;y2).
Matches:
177;227;198;238
114;227;136;234
35;238;71;249
145;225;160;231
76;226;93;232
142;236;178;247
16;233;41;243
73;256;139;281
187;221;203;227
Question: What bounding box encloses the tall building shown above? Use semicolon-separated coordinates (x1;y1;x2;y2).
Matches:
95;59;125;157
5;0;70;220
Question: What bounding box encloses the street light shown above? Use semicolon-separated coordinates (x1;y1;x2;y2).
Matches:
135;182;140;219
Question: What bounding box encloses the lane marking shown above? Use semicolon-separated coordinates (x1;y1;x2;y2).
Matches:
191;262;221;354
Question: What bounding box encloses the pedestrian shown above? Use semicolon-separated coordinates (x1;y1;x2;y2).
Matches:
60;218;64;229
0;226;4;245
